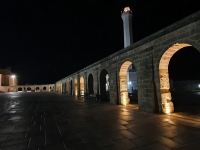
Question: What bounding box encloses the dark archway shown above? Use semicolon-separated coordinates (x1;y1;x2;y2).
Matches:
18;87;22;92
100;69;110;101
168;46;200;114
62;82;66;93
27;87;31;91
88;74;94;94
70;80;73;95
43;87;46;90
36;87;40;91
119;61;138;105
127;65;138;104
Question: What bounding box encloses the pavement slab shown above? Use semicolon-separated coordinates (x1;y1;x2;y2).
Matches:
0;92;200;150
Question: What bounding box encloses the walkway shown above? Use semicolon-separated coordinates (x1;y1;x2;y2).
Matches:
0;92;200;150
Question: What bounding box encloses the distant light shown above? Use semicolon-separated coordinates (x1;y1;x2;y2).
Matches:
124;7;131;12
11;75;16;78
198;84;200;88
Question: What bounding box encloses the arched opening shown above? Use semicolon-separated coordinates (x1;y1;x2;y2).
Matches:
27;87;31;92
167;45;200;115
74;78;78;96
70;80;73;95
100;69;110;102
88;74;94;94
80;76;84;96
18;87;22;92
159;43;191;114
36;87;40;91
62;82;66;93
119;61;138;106
43;87;46;91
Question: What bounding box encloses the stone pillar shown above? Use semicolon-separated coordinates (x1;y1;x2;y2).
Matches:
84;72;88;94
159;69;174;114
80;76;84;96
0;74;2;86
119;75;130;105
96;68;100;100
78;75;80;97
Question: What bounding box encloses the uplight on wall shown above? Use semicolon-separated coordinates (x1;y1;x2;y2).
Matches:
11;75;16;86
11;75;16;78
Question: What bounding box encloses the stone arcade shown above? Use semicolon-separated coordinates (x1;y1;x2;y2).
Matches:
55;8;200;114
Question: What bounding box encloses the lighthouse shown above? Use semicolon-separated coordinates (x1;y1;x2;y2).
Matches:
121;7;133;48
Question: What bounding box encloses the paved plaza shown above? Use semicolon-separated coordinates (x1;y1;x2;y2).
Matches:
0;92;200;150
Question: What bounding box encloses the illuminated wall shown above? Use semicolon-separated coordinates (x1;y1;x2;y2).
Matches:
74;78;78;96
54;10;200;114
119;61;132;105
80;76;84;96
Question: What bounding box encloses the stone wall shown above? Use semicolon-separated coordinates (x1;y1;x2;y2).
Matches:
56;10;200;114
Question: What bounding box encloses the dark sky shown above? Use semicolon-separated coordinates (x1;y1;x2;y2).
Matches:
0;0;199;85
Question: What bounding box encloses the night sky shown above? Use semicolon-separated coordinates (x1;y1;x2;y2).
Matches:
0;0;199;85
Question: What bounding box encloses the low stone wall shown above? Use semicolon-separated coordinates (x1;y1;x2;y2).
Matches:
172;80;200;91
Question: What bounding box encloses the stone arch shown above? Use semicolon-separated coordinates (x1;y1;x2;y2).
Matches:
36;87;40;91
88;74;94;94
74;78;78;96
119;61;138;105
80;76;84;96
18;87;23;92
43;86;46;91
62;82;66;93
70;80;73;95
100;69;110;101
159;43;191;114
27;87;31;91
66;81;70;94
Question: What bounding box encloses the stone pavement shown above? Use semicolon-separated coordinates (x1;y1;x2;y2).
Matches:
0;92;200;150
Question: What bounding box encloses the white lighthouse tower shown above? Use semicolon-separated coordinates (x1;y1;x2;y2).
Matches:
121;7;133;48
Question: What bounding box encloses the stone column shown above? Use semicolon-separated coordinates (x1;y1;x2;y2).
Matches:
119;75;130;105
84;72;87;94
78;75;80;97
96;68;100;100
159;69;174;114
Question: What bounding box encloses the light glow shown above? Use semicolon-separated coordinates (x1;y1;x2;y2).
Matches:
11;75;16;78
124;7;131;12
